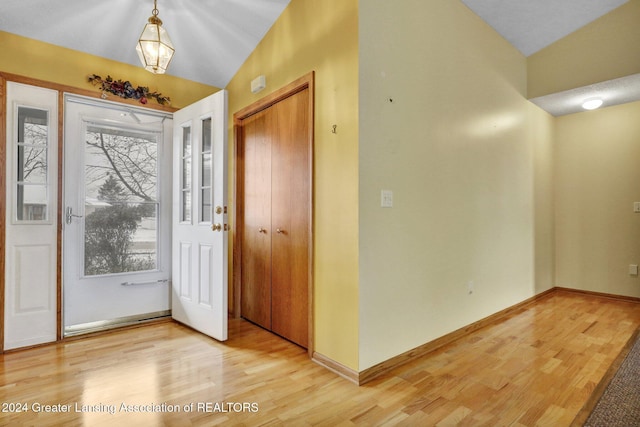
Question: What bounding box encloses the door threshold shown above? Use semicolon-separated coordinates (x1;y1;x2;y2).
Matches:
64;310;171;337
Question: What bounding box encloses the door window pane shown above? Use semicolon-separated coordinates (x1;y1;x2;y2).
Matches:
16;107;49;221
84;202;158;275
181;126;192;222
202;117;212;152
200;118;212;223
83;125;159;276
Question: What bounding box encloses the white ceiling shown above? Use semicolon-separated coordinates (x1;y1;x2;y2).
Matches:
529;73;640;116
0;0;290;88
0;0;635;114
460;0;628;56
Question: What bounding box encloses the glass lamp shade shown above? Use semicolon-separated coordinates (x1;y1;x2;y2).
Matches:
136;19;175;74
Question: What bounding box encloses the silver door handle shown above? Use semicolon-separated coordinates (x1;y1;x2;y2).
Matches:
66;206;83;224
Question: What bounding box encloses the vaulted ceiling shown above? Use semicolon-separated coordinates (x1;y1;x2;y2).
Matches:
0;0;630;96
0;0;291;88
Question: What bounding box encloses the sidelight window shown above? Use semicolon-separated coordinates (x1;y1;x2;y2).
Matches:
16;107;50;222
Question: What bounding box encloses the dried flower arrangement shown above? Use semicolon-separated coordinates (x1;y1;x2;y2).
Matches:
88;74;171;105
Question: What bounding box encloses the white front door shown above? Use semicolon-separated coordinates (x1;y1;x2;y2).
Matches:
172;90;228;341
63;95;173;331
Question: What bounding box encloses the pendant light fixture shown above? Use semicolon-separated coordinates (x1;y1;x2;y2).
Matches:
136;0;175;74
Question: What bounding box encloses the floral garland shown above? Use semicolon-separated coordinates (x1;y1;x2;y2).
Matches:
88;74;171;105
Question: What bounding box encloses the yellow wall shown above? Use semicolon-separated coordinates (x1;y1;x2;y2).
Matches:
527;0;640;99
226;0;359;369
0;31;218;108
358;0;555;369
555;101;640;297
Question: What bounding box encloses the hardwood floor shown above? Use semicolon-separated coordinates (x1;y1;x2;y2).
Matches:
1;289;639;426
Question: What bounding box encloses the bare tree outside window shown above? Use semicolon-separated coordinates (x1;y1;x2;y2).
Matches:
20;130;47;181
83;126;159;276
17;107;49;221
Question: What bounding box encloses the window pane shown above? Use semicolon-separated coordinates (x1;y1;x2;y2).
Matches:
83;125;159;276
201;189;211;222
17;184;47;221
201;154;212;223
182;126;191;157
202;118;211;153
201;153;212;186
182;190;191;222
200;118;213;223
16;107;49;222
85;126;158;203
181;158;192;223
182;157;191;188
18;145;47;184
181;126;192;222
84;202;158;275
19;107;48;145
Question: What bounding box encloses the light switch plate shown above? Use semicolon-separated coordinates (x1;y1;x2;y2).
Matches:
381;190;393;208
634;202;640;213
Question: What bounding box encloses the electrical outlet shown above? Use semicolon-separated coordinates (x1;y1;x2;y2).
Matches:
630;265;639;276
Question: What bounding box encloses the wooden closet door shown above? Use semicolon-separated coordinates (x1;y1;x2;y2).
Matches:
270;88;310;348
240;109;272;330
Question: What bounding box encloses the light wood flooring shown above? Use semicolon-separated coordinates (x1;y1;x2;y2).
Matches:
1;289;639;426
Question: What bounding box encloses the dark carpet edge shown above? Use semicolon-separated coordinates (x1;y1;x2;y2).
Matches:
570;327;640;427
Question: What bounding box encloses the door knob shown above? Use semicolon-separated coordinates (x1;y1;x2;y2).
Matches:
276;228;286;234
211;223;222;232
258;227;267;234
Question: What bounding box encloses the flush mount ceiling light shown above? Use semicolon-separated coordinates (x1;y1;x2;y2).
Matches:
136;0;175;74
582;98;604;110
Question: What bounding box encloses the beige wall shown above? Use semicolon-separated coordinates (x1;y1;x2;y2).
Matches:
527;0;640;98
532;104;556;294
555;101;640;297
358;0;555;369
541;0;640;300
226;0;360;370
0;31;218;108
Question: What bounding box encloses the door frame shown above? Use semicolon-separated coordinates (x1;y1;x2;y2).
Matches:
233;71;315;356
0;73;66;351
0;72;175;352
62;94;173;331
